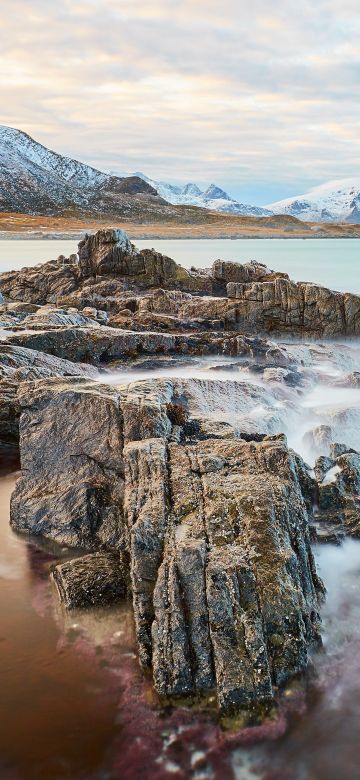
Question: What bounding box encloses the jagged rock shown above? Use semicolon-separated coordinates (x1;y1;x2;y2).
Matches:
52;551;129;609
78;229;198;291
126;434;324;714
313;444;360;537
0;345;98;451
226;278;360;337
11;378;125;549
78;229;135;277
18;306;101;330
1;230;360;337
0;255;79;304
10;375;324;718
314;455;333;483
212;259;279;287
0;343;98;380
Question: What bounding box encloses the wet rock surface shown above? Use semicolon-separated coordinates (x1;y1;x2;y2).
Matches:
11;378;125;549
11;374;325;717
52;551;129;609
313;444;360;539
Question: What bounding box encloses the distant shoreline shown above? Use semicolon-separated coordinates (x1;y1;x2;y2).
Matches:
0;211;359;241
1;232;360;241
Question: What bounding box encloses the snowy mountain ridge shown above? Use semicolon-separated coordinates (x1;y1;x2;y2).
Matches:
0;125;160;216
133;172;273;217
267;179;360;223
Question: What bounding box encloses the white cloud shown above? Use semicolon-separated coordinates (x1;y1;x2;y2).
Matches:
1;0;359;202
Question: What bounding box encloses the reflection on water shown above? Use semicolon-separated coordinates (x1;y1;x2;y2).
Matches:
0;470;134;780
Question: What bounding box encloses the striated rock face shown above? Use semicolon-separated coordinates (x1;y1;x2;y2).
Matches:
130;435;323;714
212;259;287;288
0;379;20;452
10;375;324;716
0;256;79;304
78;229;135;277
0;344;98;451
227;278;360;337
77;229;204;291
0;343;98;381
11;378;125;549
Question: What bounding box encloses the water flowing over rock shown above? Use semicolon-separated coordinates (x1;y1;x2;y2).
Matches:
314;444;360;539
6;232;360;721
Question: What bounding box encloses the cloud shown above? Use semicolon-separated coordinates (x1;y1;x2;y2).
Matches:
0;0;360;202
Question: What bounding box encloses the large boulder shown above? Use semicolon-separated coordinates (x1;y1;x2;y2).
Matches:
126;434;324;715
10;375;324;718
0;345;97;451
78;229;195;290
11;378;125;549
51;551;129;609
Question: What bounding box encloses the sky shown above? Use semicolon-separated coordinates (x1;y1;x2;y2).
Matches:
1;0;360;204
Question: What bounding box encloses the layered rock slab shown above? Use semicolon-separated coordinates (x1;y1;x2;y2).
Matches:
227;278;360;337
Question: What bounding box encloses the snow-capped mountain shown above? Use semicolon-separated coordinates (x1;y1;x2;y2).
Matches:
267;179;360;223
0;125;160;216
134;173;273;217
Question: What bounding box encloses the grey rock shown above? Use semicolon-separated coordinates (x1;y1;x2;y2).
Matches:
10;375;325;718
11;378;125;549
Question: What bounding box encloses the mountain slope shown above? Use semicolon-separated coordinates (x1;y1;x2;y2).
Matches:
0;126;162;216
267;179;360;223
134;172;273;217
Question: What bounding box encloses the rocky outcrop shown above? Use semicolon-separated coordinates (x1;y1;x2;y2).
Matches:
51;551;129;609
227;278;360;337
126;434;323;714
1;229;359;338
0;255;80;304
314;444;360;538
78;229;196;291
10;375;324;717
11;378;125;549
